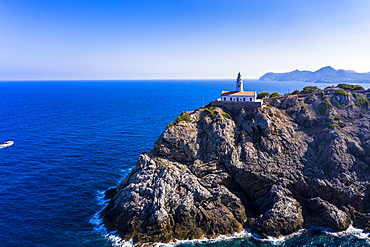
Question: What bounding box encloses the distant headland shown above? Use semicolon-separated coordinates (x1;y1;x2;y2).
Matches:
259;66;370;83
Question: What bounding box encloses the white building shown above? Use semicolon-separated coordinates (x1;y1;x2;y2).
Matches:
221;72;257;102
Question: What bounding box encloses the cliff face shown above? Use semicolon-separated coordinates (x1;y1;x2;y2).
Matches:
102;88;370;244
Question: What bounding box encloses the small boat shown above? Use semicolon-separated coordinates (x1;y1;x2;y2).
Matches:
0;141;14;148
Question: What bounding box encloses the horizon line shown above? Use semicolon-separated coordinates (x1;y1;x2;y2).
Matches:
0;78;260;82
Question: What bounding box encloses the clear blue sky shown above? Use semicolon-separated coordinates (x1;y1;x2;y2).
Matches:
1;0;370;80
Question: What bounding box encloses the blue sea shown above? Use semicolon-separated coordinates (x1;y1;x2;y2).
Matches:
1;79;370;247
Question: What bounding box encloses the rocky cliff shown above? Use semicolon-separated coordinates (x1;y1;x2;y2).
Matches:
101;87;370;245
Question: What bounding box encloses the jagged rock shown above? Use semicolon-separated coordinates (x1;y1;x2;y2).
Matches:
102;154;246;243
254;185;304;236
306;197;351;231
102;88;370;245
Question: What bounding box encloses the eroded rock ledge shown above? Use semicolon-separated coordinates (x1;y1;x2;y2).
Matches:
102;87;370;245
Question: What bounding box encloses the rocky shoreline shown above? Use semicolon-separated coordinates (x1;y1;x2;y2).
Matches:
101;86;370;245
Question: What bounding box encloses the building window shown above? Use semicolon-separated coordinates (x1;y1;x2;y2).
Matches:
250;98;252;101
224;97;226;101
243;98;245;101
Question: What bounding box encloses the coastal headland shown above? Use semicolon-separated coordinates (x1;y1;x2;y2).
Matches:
260;66;370;83
101;85;370;245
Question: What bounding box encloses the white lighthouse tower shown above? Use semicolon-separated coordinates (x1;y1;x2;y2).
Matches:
236;72;243;92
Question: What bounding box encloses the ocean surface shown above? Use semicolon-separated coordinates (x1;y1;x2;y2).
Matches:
1;79;370;247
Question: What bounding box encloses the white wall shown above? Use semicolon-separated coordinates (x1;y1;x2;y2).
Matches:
222;96;255;102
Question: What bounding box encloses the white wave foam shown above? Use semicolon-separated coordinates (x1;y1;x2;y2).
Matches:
91;187;369;246
103;230;252;247
165;230;252;246
90;206;134;247
324;225;370;240
91;216;253;247
89;190;110;235
247;228;304;245
89;211;105;235
91;220;370;247
96;190;108;205
105;235;134;247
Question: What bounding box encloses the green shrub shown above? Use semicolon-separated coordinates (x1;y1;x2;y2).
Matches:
361;108;366;114
257;92;270;99
221;113;231;119
335;89;348;96
319;100;333;115
355;97;369;107
180;113;191;122
334;115;344;120
269;92;281;98
337;84;364;90
329;124;339;129
300;86;319;94
167;113;192;127
291;90;300;95
205;108;216;117
301;105;306;110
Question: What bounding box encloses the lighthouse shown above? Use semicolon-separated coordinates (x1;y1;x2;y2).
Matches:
236;72;243;92
211;72;263;109
220;72;257;102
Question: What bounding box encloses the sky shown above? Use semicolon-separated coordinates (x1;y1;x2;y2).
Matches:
1;0;370;80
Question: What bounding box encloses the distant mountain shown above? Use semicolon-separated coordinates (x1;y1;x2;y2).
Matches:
259;66;370;83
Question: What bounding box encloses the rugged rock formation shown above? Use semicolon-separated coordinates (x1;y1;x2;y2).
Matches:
102;87;370;245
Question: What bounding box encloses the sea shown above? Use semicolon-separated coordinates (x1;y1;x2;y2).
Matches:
1;79;370;247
